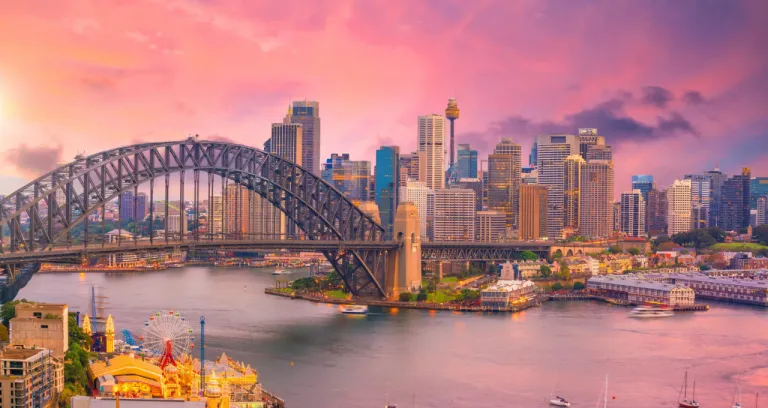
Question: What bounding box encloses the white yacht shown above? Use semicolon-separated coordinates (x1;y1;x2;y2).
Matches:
629;305;674;318
341;305;369;315
549;396;571;407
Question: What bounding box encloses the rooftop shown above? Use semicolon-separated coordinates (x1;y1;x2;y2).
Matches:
0;348;49;361
669;273;768;289
15;302;68;309
588;274;687;291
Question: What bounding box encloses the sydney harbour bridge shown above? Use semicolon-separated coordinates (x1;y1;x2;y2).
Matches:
0;139;551;300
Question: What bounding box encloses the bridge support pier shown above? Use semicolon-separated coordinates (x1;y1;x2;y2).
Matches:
385;203;422;299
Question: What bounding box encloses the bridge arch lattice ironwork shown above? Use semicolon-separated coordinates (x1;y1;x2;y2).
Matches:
0;139;389;296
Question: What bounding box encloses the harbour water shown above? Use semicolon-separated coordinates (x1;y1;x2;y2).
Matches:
18;266;768;407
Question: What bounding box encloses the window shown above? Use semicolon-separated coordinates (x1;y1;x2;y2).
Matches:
40;325;48;329
33;312;42;318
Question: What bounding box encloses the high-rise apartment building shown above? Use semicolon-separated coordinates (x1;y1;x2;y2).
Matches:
620;190;646;237
577;128;605;158
631;175;655;201
434;189;476;241
399;180;432;241
476;210;506;242
706;167;727;228
519;185;548;240
750;177;768;209
290;100;320;175
418;114;446;190
667;179;692;235
375;146;400;238
487;139;522;228
457;144;478;179
563;155;585;235
536;134;580;239
721;168;752;231
578;160;615;239
757;196;767;226
646;188;667;236
586;145;612;161
0;348;64;408
321;153;372;203
399;151;426;186
268;111;303;165
685;174;712;229
455;178;483;211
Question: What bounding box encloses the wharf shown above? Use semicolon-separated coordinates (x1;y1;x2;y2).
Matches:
547;293;709;311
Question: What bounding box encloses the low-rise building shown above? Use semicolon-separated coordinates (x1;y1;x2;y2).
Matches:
587;275;695;306
730;256;768;270
10;303;69;358
664;273;768;306
0;347;64;408
632;255;649;268
480;280;537;309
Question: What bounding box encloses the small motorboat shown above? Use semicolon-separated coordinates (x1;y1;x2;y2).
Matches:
629;305;674;318
549;396;571;407
341;305;369;315
272;269;288;275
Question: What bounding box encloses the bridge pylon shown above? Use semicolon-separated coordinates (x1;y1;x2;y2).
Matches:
385;203;422;299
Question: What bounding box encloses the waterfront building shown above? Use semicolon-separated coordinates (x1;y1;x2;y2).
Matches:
398;151;426;186
721;168;752;231
0;347;64;407
646;188;667;236
399;180;431;241
321;153;372;203
418;114;446;190
660;273;768;306
487;139;522;228
480;280;537;309
579;160;614;239
577;128;605;159
455;178;483;211
456;144;478;179
620;190;646;237
434;189;476;241
563;155;585;235
10;302;69;358
375;146;400;238
476;210;506;242
706;167;728;228
508;260;554;278
518;185;548;240
587;275;695;306
750;177;768;209
758;196;767;226
536;134;580;239
631;175;655;201
290;100;321;175
667;179;692;235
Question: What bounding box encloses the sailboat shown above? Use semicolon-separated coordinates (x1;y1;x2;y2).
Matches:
732;380;743;408
550;373;571;406
678;371;700;408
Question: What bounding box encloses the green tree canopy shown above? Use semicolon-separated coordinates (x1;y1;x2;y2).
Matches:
627;247;641;256
573;281;585;290
608;246;623;255
539;265;552;278
518;250;538;261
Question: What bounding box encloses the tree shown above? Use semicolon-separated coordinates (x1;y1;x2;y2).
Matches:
754;225;768;246
551;282;563;291
399;292;412;302
608;246;623;255
290;277;318;291
559;264;571;280
573;282;585;290
1;299;29;326
0;323;8;342
627;247;641;256
519;250;538;261
539;265;552;278
416;292;427;302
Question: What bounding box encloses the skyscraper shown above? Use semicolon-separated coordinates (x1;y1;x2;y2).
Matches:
579;160;615;239
586;145;612;161
399;180;432;241
750;177;768;209
536;134;580;239
685;174;712;229
455;178;483;211
529;142;538;167
475;210;506;242
577;128;605;159
487;139;522;228
620;190;645;237
706;167;727;228
667;179;692;236
290;100;320;175
375;146;400;238
646;188;667;236
119;191;146;223
519;185;548;240
445;98;460;180
563;155;585;235
457;144;478;179
757;196;767;226
268;109;303;164
721;167;752;231
321;153;371;203
434;189;475;241
398;151;426;186
631;175;655;201
418;114;446;190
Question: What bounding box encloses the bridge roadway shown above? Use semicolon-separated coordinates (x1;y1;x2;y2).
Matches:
0;240;552;264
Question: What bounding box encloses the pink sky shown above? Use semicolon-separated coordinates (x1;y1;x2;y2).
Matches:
0;0;766;197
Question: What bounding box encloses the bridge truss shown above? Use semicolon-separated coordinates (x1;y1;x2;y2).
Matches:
0;139;390;296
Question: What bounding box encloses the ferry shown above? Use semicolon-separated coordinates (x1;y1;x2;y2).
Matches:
628;305;674;318
271;269;289;275
549;396;571;407
341;305;369;315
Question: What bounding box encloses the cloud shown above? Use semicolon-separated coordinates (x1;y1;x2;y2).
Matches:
657;112;699;137
2;145;64;177
640;86;675;108
682;90;705;105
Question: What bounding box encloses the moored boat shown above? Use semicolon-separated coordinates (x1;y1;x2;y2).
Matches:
549;396;571;407
678;371;699;408
341;305;369;315
629;305;674;318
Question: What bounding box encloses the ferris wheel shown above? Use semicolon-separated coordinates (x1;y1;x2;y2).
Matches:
142;310;195;360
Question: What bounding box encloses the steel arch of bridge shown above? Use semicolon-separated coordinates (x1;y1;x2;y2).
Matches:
0;139;388;296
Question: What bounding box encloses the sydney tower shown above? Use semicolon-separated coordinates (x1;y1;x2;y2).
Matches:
445;97;460;174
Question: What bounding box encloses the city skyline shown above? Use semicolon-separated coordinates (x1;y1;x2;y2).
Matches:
0;1;766;196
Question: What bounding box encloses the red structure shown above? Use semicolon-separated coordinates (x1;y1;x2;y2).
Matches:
158;339;177;369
